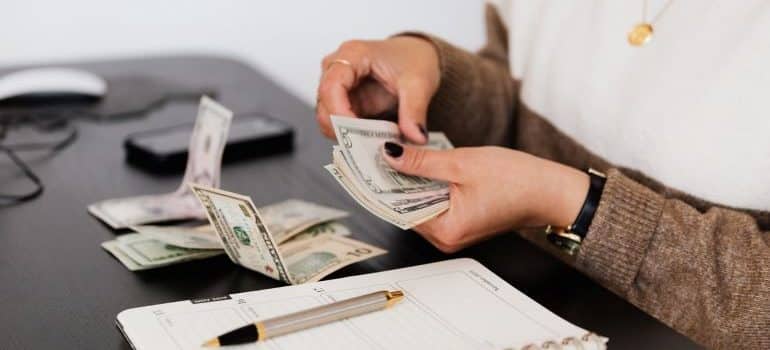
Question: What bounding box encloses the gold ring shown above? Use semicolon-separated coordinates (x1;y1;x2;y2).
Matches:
326;58;353;71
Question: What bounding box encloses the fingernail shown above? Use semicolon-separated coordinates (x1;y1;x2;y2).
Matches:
418;123;428;138
384;142;404;158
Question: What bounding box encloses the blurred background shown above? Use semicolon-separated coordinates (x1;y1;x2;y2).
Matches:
0;0;485;104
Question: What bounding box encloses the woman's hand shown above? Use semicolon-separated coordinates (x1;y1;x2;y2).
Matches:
382;142;590;253
316;36;440;144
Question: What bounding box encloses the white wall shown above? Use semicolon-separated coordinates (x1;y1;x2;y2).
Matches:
1;0;485;104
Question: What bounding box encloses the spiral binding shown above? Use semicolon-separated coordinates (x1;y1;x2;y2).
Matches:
514;332;608;350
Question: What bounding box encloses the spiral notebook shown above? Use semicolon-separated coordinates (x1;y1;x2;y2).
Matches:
117;258;608;350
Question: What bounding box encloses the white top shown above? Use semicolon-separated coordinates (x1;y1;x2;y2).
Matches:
494;0;770;211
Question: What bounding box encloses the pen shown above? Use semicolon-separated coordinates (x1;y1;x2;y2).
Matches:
202;290;404;347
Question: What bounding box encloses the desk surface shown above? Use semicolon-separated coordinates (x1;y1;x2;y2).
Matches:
0;56;698;349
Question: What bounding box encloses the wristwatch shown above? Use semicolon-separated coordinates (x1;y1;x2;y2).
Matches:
546;168;607;255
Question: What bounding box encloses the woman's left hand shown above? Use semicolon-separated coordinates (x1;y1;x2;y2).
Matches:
382;142;590;253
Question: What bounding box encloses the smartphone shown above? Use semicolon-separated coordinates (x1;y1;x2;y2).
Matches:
125;113;294;174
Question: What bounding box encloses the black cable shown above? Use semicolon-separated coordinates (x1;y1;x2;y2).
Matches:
2;124;77;152
0;145;44;205
0;112;77;206
0;91;217;206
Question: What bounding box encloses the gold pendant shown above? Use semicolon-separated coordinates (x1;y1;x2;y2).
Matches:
628;23;653;46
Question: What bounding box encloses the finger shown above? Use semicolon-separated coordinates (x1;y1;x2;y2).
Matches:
321;40;372;78
413;216;459;254
381;142;459;182
413;217;441;240
317;63;357;117
397;78;432;144
317;41;373;117
315;101;335;139
415;230;448;252
412;220;442;246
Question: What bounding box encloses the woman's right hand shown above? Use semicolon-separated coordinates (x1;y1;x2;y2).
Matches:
380;143;590;253
315;36;440;144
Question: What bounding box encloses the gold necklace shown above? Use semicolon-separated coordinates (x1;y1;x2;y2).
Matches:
628;0;675;46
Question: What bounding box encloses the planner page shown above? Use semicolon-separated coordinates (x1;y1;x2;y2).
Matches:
117;258;607;350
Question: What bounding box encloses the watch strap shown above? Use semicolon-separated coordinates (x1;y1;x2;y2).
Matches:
567;168;606;238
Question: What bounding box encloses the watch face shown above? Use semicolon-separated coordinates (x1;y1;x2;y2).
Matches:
546;231;581;256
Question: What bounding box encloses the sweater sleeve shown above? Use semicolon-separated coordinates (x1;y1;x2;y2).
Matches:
396;4;517;147
576;168;770;349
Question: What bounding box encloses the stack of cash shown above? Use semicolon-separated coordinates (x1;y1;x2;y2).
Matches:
93;97;386;284
324;116;453;229
101;197;375;284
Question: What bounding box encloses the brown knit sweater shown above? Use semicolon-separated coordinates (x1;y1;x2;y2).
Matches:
401;5;770;349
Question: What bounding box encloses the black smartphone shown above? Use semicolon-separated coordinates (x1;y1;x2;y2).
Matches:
125;113;294;174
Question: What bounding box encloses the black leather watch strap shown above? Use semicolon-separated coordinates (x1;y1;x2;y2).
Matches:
567;169;606;239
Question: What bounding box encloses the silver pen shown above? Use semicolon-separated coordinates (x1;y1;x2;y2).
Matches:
202;290;404;347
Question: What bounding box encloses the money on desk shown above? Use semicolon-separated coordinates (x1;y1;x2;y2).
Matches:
189;185;385;284
93;97;386;283
88;96;232;229
101;233;224;271
133;220;351;250
100;197;367;279
324;116;453;229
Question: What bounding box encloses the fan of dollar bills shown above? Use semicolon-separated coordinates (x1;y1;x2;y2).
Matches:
324;116;454;229
90;97;385;284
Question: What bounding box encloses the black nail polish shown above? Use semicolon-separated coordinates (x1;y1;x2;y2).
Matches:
384;142;404;158
418;124;428;138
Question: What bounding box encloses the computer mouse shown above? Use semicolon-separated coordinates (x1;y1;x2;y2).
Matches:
0;67;107;103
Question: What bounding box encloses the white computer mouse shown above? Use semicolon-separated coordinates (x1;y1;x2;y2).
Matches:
0;67;107;102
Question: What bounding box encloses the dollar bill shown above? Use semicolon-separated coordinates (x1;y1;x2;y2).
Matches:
325;116;452;229
190;184;290;282
189;184;385;284
132;220;352;251
259;199;349;243
106;221;353;271
324;164;412;229
101;233;223;271
286;221;351;242
130;198;349;249
109;198;353;272
280;234;385;284
88;96;233;229
333;146;449;214
102;240;146;271
330;115;453;194
131;224;222;250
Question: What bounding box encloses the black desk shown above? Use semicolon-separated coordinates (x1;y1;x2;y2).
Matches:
0;56;698;349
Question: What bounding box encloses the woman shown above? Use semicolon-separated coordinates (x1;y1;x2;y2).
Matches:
314;2;769;348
